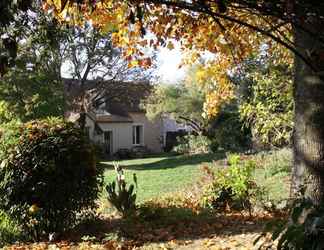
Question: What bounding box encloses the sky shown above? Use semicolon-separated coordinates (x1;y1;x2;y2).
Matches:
61;39;187;84
155;45;187;84
60;24;187;84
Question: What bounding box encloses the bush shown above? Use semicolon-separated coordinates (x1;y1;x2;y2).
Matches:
209;106;251;151
131;145;151;158
114;148;132;159
0;118;102;239
202;154;259;213
258;148;292;177
173;134;213;155
251;148;292;209
106;162;137;217
114;146;151;160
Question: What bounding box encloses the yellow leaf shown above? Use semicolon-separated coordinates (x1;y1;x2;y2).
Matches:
167;41;174;50
128;60;139;68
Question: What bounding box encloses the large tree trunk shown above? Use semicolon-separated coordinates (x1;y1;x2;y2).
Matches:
291;18;324;204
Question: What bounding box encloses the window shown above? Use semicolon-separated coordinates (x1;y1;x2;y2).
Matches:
132;125;143;145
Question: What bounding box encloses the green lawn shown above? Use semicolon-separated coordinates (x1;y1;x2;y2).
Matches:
253;148;292;202
100;153;224;203
99;149;291;206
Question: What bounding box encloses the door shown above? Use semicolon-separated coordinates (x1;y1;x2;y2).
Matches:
104;131;113;156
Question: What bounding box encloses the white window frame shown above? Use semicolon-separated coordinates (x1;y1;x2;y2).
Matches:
132;123;144;146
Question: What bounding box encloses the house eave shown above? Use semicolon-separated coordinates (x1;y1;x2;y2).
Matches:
96;120;134;124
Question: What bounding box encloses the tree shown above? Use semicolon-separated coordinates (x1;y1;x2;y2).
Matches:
0;0;34;75
0;71;64;122
62;24;153;129
144;81;206;133
4;0;324;203
66;0;321;203
0;5;65;122
0;3;153;126
232;49;294;148
145;64;250;150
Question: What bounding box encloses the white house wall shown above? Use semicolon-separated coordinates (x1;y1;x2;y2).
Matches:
129;112;163;153
85;116;96;140
85;114;163;154
97;123;132;153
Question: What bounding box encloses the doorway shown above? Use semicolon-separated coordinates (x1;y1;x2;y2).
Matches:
104;131;113;156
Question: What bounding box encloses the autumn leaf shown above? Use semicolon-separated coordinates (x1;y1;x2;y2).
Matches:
139;58;152;68
44;0;291;119
167;41;174;50
128;59;139;68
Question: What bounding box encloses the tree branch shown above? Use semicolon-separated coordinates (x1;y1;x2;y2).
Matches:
137;0;317;72
178;115;203;132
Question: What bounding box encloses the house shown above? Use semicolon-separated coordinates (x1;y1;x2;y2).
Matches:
64;79;164;155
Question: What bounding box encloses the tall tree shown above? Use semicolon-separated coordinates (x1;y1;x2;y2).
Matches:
1;3;153;126
0;0;32;75
3;0;324;203
61;24;154;129
0;5;65;121
232;49;294;148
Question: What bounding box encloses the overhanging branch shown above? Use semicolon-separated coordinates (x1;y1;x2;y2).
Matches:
136;0;317;72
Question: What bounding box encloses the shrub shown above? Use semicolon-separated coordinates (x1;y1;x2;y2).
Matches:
114;148;132;159
173;134;212;155
209;106;251;151
251;148;292;208
0;118;102;239
202;154;259;214
131;145;151;158
172;136;189;154
106;162;137;217
258;148;292;177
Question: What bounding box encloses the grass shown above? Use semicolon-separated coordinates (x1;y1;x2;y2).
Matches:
0;210;22;247
99;148;292;207
2;149;292;248
100;153;224;203
253;148;292;202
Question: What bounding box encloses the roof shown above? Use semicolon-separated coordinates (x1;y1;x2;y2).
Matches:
95;114;133;123
64;78;151;123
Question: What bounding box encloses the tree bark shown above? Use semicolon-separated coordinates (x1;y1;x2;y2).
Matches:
291;17;324;205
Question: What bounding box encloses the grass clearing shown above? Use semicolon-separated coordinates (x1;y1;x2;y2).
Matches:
100;153;224;203
253;148;292;202
99;148;291;207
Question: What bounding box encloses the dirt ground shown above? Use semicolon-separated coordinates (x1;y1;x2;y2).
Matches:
4;212;278;250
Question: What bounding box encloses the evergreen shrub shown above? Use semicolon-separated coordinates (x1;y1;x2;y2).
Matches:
0;118;102;238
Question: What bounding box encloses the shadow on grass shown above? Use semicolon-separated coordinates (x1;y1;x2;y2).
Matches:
64;206;276;246
98;152;226;171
